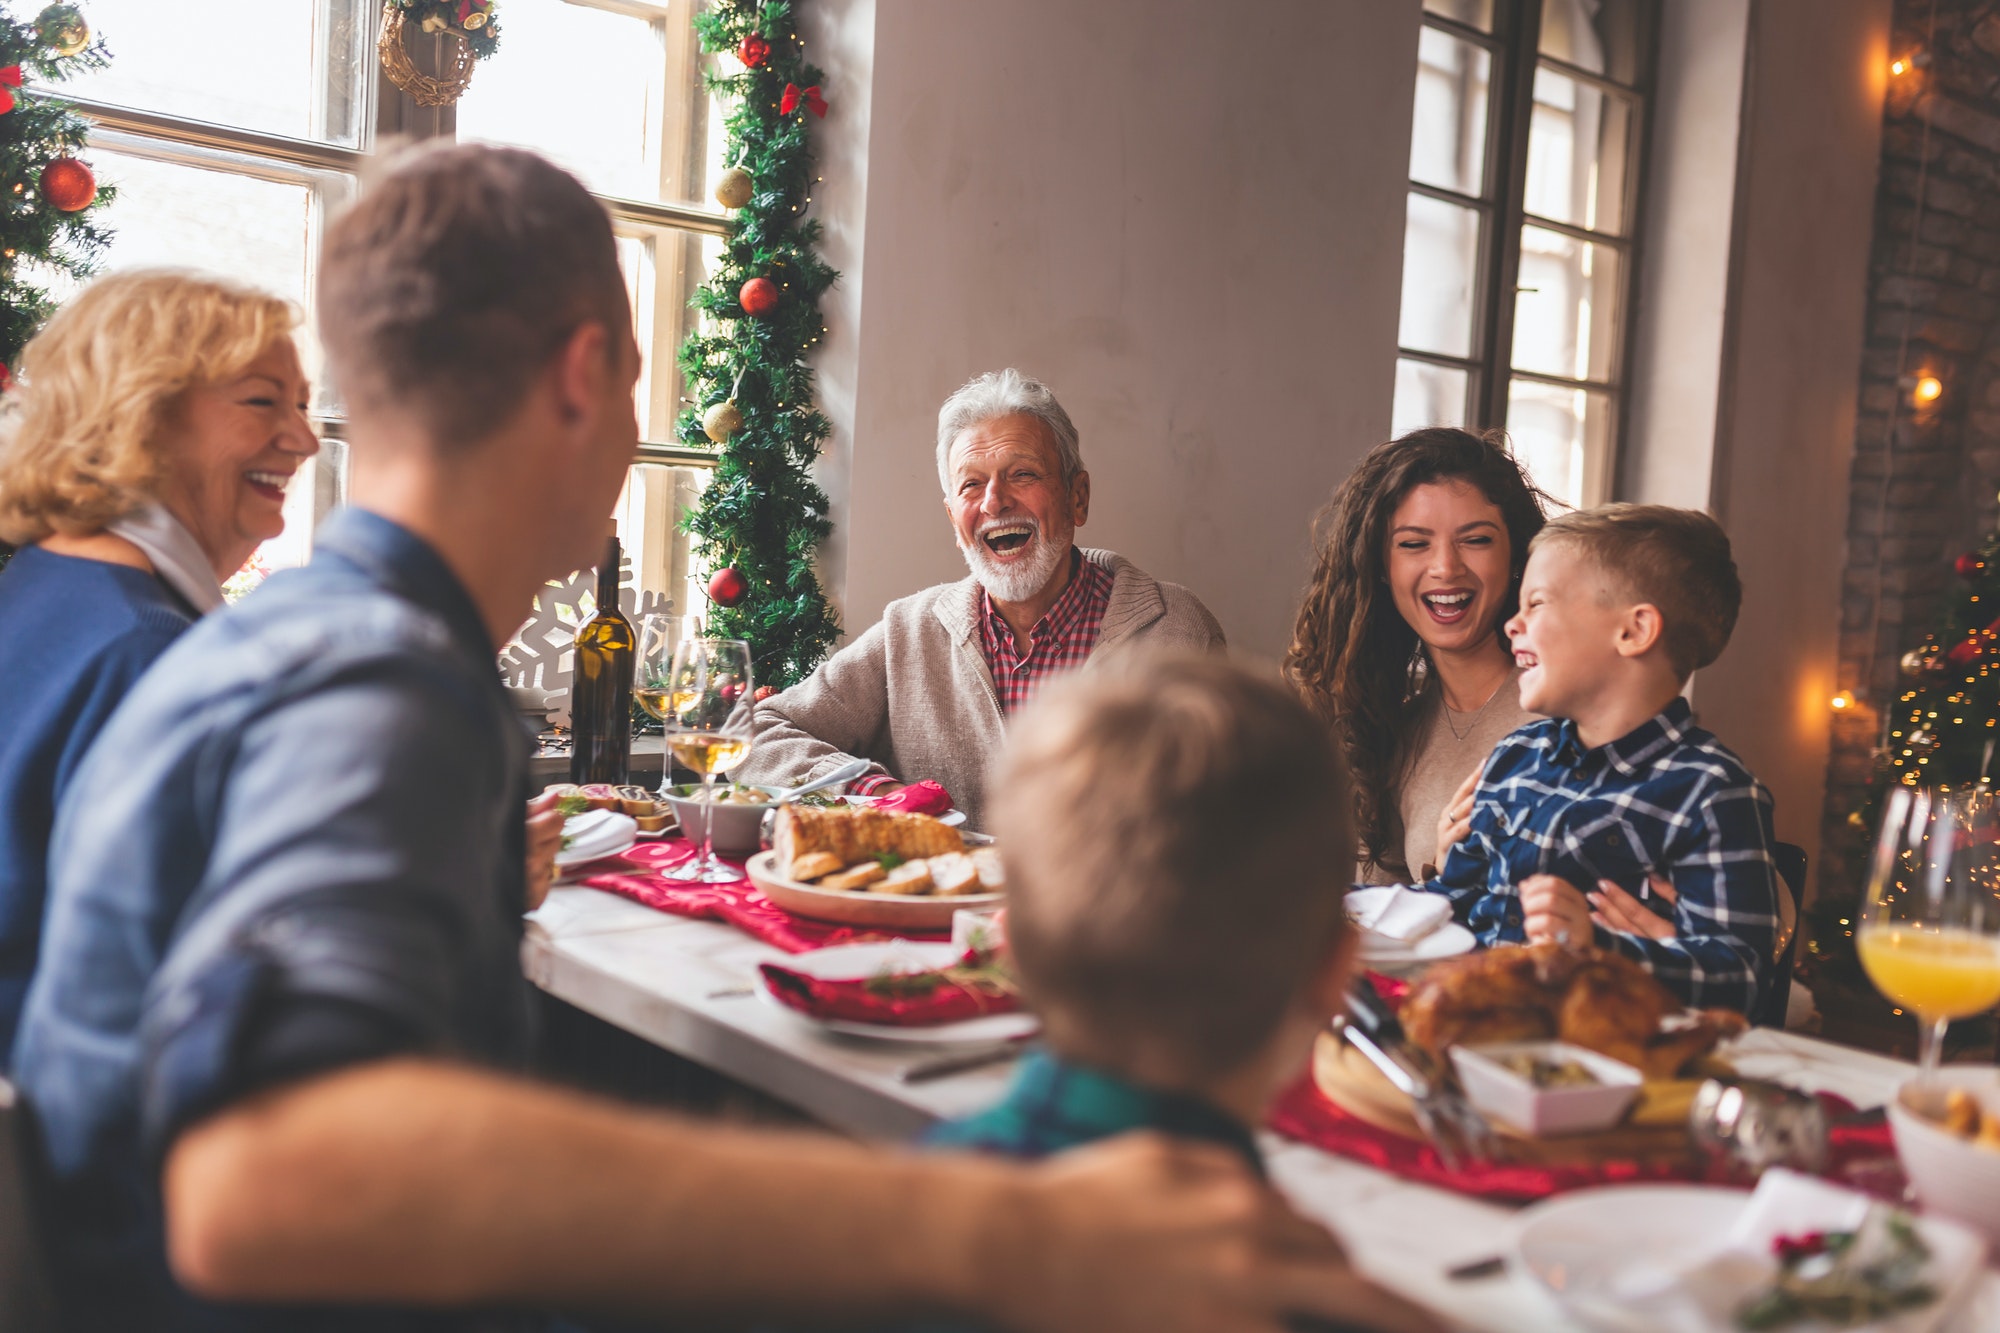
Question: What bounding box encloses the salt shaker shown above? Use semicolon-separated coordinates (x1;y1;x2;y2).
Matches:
1690;1077;1829;1180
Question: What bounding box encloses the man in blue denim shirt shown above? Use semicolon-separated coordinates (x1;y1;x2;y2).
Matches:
15;144;1384;1333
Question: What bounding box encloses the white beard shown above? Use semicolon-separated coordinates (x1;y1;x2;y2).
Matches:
960;517;1072;604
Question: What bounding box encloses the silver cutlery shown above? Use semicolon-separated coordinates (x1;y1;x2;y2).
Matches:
897;1035;1035;1084
1335;985;1496;1168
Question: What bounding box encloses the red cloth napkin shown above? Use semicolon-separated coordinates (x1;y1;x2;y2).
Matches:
758;961;1020;1026
867;780;952;816
579;838;948;953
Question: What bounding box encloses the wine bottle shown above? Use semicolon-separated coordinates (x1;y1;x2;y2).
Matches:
570;526;635;785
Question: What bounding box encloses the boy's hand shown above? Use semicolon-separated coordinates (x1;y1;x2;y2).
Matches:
1519;874;1594;948
1588;875;1678;941
1433;764;1481;870
523;792;564;912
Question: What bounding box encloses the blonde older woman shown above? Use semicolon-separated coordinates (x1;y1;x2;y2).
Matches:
0;270;313;1064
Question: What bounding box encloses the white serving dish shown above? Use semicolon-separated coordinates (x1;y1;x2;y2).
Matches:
1890;1065;2000;1246
1451;1039;1642;1136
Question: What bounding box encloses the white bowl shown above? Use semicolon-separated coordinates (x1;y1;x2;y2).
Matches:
1889;1065;2000;1245
1451;1040;1643;1136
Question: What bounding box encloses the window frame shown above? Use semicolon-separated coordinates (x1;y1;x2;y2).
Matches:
1398;0;1659;507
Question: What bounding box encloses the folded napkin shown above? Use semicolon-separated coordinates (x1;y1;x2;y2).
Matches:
759;956;1019;1026
1345;886;1452;944
867;780;952;816
561;809;634;863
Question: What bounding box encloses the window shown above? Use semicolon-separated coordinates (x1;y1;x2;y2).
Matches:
46;0;726;644
1391;0;1654;509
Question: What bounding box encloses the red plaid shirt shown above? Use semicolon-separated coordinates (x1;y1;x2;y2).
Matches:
851;552;1114;796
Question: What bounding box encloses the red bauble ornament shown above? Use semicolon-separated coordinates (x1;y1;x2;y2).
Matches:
0;365;12;393
1957;552;1984;581
0;67;20;116
738;277;780;316
707;566;749;607
0;89;13;116
737;33;770;68
39;157;95;212
754;685;776;703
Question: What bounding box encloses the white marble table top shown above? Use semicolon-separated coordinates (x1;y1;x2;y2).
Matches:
525;884;2000;1333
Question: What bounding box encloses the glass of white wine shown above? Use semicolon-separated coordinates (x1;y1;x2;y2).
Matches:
633;613;685;800
651;635;755;883
1857;785;2000;1083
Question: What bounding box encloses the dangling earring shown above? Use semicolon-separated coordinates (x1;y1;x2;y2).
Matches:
1403;640;1431;703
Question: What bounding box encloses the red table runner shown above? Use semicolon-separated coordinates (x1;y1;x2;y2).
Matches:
577;838;949;954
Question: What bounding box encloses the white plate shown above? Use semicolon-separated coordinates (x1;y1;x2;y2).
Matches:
836;795;968;827
1511;1182;1981;1333
746;850;1002;930
755;941;1039;1045
1356;921;1476;966
555;812;638;869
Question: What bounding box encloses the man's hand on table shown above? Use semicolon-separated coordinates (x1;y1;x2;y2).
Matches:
1519;874;1595;949
524;792;563;912
1588;875;1679;941
985;1134;1445;1333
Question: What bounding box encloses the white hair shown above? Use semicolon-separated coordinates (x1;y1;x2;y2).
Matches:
934;368;1083;492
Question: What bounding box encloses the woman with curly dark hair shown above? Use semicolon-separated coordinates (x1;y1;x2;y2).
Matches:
1286;428;1550;883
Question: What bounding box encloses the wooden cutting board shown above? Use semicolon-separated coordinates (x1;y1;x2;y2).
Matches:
1311;1031;1719;1167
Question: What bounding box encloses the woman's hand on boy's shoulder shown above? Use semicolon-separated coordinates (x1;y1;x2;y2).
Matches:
1433;765;1482;868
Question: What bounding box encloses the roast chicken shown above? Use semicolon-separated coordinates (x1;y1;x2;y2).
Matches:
1398;942;1747;1079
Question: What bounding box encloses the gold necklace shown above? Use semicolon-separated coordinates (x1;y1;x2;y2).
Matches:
1441;673;1508;743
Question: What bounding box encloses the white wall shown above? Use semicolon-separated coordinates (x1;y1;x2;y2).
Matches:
815;0;1420;660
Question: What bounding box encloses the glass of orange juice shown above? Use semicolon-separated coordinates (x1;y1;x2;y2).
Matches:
1857;786;2000;1082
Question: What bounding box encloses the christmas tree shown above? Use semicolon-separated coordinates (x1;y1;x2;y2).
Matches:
1876;533;2000;793
0;2;114;576
674;0;840;691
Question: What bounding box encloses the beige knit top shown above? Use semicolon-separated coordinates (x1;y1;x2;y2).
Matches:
1360;669;1538;884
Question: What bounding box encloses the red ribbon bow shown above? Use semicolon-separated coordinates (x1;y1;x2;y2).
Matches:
780;82;827;118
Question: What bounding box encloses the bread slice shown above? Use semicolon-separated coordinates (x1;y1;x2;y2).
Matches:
542;783;581;802
788;851;843;883
634;811;673;833
821;862;889;892
615;785;657;816
927;852;981;897
969;847;1006;891
775;806;963;877
876;862;934;896
579;783;620;811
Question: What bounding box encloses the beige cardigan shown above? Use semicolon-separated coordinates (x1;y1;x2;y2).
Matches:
739;549;1225;828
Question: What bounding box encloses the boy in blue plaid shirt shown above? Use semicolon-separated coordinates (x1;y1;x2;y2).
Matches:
1417;504;1782;1015
925;653;1442;1333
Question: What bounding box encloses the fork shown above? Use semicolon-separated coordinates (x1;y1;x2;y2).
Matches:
1336;987;1497;1168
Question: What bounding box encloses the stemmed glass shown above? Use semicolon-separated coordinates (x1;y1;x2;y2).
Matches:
634;613;684;799
1857;785;2000;1083
653;635;756;883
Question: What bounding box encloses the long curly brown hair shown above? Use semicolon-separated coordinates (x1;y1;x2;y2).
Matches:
1284;428;1550;879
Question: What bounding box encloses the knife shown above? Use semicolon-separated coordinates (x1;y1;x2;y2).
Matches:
1336;985;1493;1166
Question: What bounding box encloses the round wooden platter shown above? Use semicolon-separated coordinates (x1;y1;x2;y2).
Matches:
745;851;1003;930
1311;1031;1719;1167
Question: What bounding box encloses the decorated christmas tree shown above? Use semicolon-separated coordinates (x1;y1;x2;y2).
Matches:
0;2;114;575
674;0;839;691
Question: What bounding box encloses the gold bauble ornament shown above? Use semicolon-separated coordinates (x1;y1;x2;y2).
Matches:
463;10;488;28
36;4;89;56
714;166;754;210
702;400;744;443
1902;648;1935;677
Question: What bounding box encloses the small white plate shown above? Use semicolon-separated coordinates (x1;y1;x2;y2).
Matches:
755;940;1039;1045
555;811;637;869
1356;921;1476;966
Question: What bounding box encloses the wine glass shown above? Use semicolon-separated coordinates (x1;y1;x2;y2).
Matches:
633;613;683;799
1857;785;2000;1083
656;636;756;883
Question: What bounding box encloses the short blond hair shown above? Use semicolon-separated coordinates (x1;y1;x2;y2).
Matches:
991;651;1351;1082
0;270;300;544
1532;503;1742;678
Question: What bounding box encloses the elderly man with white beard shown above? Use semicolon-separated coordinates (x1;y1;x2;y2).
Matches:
741;369;1224;828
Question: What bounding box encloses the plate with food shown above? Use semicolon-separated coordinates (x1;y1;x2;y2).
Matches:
1889;1066;2000;1246
554;808;638;870
754;941;1039;1045
747;806;1004;929
545;783;675;837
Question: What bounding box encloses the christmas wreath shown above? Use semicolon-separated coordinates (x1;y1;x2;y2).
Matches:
378;0;499;107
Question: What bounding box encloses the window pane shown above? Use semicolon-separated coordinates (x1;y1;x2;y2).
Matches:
1512;225;1622;383
500;463;713;716
1392;359;1471;437
1410;28;1491;198
1399;193;1482;359
1424;0;1495;30
1540;0;1644;86
1506;379;1612;508
456;1;712;206
1525;65;1633;235
54;0;370;145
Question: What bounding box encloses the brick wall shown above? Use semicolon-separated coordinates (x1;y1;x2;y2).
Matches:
1825;0;2000;897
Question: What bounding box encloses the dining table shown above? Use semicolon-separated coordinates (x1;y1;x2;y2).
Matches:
525;880;2000;1332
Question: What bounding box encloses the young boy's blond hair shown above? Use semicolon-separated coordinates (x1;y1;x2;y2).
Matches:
989;651;1351;1083
1530;503;1742;679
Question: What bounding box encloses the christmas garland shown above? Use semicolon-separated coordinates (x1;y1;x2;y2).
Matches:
676;0;840;691
0;3;114;576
